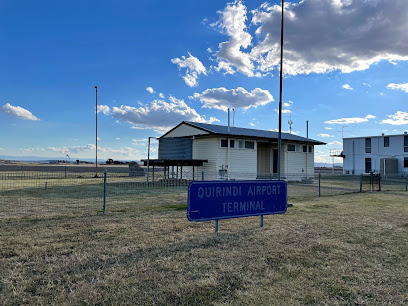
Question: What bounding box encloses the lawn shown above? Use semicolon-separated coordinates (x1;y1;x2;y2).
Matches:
1;191;407;305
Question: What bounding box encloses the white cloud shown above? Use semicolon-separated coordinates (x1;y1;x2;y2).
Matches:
109;96;219;133
116;138;120;140
362;83;371;87
269;128;299;135
193;87;273;111
0;148;4;151
211;0;408;77
325;127;332;130
387;83;408;93
97;105;110;115
325;115;376;124
132;138;148;145
381;111;408;125
274;109;291;114
342;84;353;90
249;123;255;126
318;133;334;138
171;52;207;87
46;144;140;157
146;87;155;94
328;141;342;145
1;103;39;121
159;93;165;99
283;102;291;108
211;0;254;76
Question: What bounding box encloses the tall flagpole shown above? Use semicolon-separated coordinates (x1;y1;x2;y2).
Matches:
95;86;98;178
277;0;284;180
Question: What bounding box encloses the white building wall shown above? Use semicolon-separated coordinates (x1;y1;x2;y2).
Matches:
284;146;314;180
343;135;408;175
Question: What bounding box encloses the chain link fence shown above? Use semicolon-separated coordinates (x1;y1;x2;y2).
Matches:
1;164;407;217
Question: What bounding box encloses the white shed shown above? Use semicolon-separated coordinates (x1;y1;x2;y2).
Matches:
147;121;325;181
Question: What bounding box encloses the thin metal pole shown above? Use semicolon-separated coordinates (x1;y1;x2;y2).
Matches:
306;120;308;138
147;137;151;184
260;215;264;228
277;0;284;180
318;171;321;197
215;220;219;233
360;173;363;192
103;170;107;214
95;86;98;178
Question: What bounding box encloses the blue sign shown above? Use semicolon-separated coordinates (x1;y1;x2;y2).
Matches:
187;180;287;222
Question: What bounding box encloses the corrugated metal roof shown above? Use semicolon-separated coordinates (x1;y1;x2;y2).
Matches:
180;121;325;145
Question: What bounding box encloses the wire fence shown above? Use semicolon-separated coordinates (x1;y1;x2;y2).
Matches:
1;165;407;217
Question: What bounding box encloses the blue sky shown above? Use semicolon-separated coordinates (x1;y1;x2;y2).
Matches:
1;0;407;163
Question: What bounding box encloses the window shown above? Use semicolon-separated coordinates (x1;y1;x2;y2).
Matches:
287;144;296;152
405;136;408;152
303;145;307;153
235;139;254;149
365;158;372;173
365;138;371;153
308;146;313;153
295;145;301;152
245;141;255;149
384;136;389;147
220;139;234;148
405;157;408;168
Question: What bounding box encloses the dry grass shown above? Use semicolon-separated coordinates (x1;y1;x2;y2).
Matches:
1;191;408;305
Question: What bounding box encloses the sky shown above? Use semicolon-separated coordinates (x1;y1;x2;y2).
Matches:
0;0;407;164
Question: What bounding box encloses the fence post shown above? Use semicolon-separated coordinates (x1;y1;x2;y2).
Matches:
215;220;219;233
318;171;321;197
103;170;107;214
360;174;363;192
260;215;264;228
65;165;67;179
378;174;381;192
406;176;407;192
202;170;204;181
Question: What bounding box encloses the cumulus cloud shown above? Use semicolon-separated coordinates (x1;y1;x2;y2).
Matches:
146;87;155;94
159;93;165;99
211;0;408;76
269;128;299;135
108;96;219;133
97;105;110;115
328;141;343;145
1;103;39;121
318;133;334;138
381;111;408;125
211;0;254;76
387;83;408;93
193;87;273;111
47;144;140;156
342;84;353;90
325;114;376;124
171;52;207;87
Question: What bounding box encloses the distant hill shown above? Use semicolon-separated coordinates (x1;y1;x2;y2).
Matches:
0;156;140;164
314;163;343;168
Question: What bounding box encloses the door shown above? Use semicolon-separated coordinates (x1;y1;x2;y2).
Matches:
365;158;372;173
272;149;278;174
257;144;271;177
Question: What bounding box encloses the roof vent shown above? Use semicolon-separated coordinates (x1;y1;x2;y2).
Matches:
381;133;384;136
